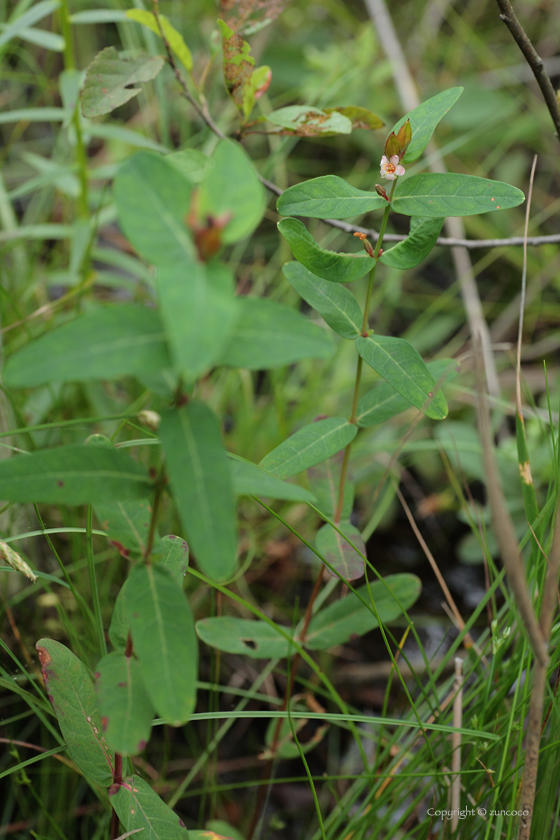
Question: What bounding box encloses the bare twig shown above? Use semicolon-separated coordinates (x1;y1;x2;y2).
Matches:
495;0;560;140
451;657;463;833
475;344;547;666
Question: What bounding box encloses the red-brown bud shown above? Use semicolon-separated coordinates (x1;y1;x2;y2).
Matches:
384;118;412;161
375;184;389;201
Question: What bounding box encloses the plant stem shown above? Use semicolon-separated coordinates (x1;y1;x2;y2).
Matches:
144;477;164;560
110;753;123;839
333;181;396;524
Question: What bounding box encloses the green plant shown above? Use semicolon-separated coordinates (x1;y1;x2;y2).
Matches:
3;2;560;839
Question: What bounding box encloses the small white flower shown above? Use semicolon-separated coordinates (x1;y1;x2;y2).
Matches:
380;154;405;181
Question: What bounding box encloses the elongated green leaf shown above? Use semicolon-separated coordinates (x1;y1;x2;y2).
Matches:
0;107;66;124
229;454;316;503
160;404;237;582
198;141;265;243
282;261;363;339
36;639;114;786
265;105;352;136
11;26;65;51
166;148;210;184
81;47;164;118
157;261;239;380
357;358;460;427
308;453;354;520
217;297;334;368
3;306;171;388
277;175;385;220
391;173;525;218
95;652;154;755
109;577;131;652
110;775;189;838
392;87;463;163
305;574;421;650
196;617;291;659
316;521;364;580
94;497;153;558
125;563;197;725
153;535;189;586
278;218;372;283
356;335;448;420
260;418;357;479
0;0;60;50
126;9;193;72
114;151;194;266
380;217;444;270
0;445;152;504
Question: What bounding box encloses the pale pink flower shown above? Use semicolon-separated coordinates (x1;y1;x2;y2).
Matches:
380;155;405;180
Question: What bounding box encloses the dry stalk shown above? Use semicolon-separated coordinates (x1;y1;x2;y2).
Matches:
451;657;463;833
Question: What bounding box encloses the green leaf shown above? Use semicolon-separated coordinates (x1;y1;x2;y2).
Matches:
114;151;194;266
160;404;237;583
356;335;448;420
217;19;256;119
206;821;242;840
109;577;131;652
190;833;236;840
110;775;189;838
277;175;385;220
0;0;60;50
260;418;357;479
153;535;189;587
166;148;211;184
95;651;154;756
196;617;291;659
316;521;364;580
380;217;444;270
36;639;114;786
229;453;316;503
198;141;265;243
217;297;334;368
324;105;384;131
278;218;372;283
126;9;193;72
265;105;352;136
3;306;171;388
0;445;152;504
94;497;153;558
125;563;197;725
391;173;525;218
282;261;363;339
357;358;460;427
308;454;354;520
157;261;239;380
81;47;164;118
305;574;421;650
392;87;463;163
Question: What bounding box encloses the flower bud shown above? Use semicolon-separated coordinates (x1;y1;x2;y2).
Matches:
353;231;375;258
375;184;389;201
384;118;412;161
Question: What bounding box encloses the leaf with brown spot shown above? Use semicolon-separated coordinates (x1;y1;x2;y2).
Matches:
219;0;289;35
81;47;164;118
36;639;114;786
218;19;255;119
95;652;154;756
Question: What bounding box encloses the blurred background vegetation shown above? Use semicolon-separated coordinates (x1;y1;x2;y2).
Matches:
2;0;560;837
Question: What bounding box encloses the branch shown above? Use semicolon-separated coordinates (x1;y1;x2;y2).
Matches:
153;5;560;256
495;0;560;140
